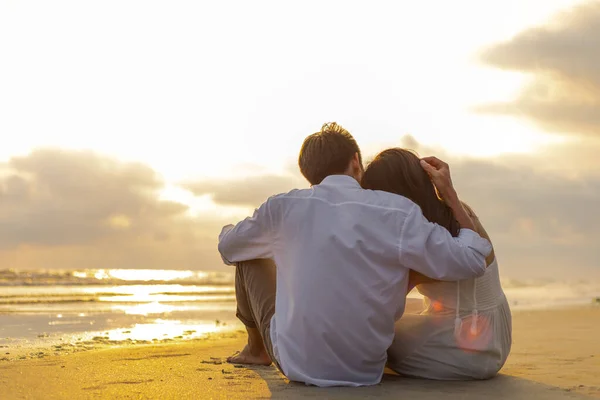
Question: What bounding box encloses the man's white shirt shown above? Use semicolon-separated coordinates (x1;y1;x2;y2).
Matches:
218;175;492;387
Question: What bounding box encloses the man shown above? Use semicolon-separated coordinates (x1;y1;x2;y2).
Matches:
218;122;492;387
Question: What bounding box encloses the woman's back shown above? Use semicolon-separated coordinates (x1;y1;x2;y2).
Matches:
361;147;512;379
387;258;512;380
418;259;506;316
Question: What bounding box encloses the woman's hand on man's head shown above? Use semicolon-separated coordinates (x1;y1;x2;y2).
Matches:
419;156;457;202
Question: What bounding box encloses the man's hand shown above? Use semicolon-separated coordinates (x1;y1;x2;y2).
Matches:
419;156;457;202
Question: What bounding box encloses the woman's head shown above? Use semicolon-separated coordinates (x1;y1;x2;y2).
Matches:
361;148;460;236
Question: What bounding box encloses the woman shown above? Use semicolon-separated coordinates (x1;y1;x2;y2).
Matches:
361;148;512;380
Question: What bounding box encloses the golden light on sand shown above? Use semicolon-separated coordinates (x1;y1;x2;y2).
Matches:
103;319;227;342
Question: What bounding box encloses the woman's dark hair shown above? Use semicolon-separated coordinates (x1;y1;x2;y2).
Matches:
361;148;460;237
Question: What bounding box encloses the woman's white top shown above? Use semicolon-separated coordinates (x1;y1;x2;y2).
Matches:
387;258;512;380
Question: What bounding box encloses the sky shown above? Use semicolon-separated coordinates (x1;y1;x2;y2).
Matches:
1;0;599;279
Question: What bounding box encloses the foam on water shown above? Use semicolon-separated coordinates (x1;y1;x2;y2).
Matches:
0;268;234;287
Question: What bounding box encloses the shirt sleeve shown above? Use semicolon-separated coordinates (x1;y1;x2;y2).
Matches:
398;204;493;281
217;198;276;265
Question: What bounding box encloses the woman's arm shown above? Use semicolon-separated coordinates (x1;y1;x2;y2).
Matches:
460;202;495;266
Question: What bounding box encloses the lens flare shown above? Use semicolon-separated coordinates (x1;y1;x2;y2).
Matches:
454;313;492;352
431;301;444;313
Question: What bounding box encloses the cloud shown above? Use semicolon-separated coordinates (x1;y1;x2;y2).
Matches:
0;149;175;247
2;146;599;279
450;159;600;278
185;135;426;209
478;1;600;137
185;141;600;279
184;173;307;208
0;149;227;270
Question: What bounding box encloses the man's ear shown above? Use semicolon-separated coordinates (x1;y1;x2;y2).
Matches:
352;152;364;181
352;152;361;168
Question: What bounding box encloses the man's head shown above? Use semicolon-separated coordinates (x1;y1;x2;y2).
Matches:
298;122;363;185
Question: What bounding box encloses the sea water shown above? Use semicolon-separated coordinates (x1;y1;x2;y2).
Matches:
1;268;599;358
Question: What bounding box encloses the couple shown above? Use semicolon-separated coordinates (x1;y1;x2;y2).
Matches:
218;123;512;387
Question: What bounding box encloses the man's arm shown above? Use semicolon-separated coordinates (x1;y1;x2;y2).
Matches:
407;201;494;287
217;198;276;265
400;204;492;281
399;156;492;281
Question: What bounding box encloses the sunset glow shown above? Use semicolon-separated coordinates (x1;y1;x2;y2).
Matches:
2;2;599;397
0;0;598;279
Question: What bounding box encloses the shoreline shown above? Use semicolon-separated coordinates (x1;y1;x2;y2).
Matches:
1;301;598;362
2;305;599;399
0;322;243;362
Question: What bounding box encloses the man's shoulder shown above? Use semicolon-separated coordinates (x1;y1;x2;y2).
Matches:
358;188;416;212
281;186;415;210
266;186;416;213
264;187;313;206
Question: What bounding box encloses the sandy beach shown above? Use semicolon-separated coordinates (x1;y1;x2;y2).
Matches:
1;305;599;400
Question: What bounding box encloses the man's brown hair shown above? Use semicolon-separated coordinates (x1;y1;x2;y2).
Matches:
298;122;362;185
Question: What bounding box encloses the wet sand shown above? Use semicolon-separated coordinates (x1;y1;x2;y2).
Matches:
1;306;599;399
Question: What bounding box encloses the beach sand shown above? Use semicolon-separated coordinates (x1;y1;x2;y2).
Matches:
1;306;599;399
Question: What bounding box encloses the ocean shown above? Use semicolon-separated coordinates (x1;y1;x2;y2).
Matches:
1;268;599;359
0;269;240;358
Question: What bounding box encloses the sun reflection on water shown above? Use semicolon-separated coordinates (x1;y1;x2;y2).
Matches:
107;269;196;282
2;270;240;350
113;301;178;315
74;269;212;283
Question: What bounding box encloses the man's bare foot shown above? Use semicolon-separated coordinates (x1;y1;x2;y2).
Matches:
227;345;272;366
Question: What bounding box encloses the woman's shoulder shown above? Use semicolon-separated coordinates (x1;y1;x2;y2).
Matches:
460;202;478;219
459;202;495;266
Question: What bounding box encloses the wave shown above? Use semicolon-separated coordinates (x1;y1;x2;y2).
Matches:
0;296;236;306
0;268;234;287
2;269;592;289
0;298;100;305
3;269;595;290
0;292;127;299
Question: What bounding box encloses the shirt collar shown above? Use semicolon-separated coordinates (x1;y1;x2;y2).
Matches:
319;174;361;189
